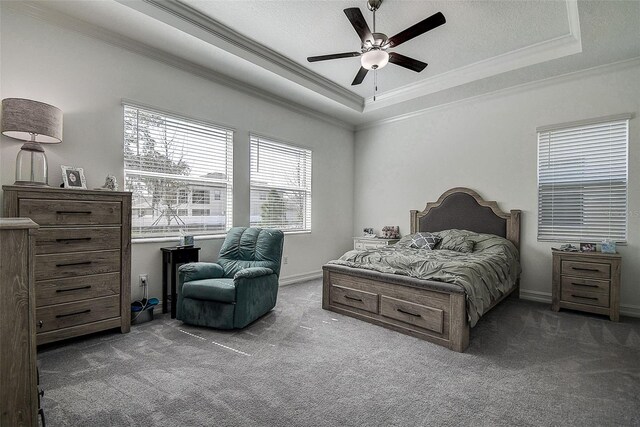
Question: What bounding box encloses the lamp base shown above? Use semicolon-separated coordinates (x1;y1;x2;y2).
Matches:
15;142;49;186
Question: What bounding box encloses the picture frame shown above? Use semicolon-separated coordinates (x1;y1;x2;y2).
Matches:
61;166;87;189
579;242;597;252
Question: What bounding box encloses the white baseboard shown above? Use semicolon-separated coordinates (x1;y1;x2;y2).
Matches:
519;289;553;304
619;304;640;318
279;270;322;286
519;289;640;318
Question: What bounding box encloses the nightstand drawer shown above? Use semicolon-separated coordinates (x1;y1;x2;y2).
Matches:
380;295;443;334
354;242;364;250
561;276;610;295
561;260;610;279
330;284;379;314
19;199;122;226
561;289;609;308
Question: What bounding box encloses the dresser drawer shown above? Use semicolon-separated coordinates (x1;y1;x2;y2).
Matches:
36;273;120;307
561;276;610;295
35;227;121;254
561;260;610;279
380;295;443;333
561;289;609;308
330;284;379;314
19;199;121;226
36;295;120;333
35;250;120;281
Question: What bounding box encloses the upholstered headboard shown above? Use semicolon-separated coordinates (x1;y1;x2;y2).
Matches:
410;188;521;250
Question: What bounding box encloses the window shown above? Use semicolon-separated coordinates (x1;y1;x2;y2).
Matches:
214;190;221;201
250;135;312;231
537;115;629;242
124;104;233;240
192;189;210;205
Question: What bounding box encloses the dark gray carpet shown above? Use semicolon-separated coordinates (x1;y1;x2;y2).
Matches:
39;279;640;426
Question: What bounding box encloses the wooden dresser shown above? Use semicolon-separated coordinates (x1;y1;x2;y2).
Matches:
0;218;39;426
551;250;621;321
3;186;132;345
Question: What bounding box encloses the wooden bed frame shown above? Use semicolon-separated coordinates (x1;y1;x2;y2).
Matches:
322;187;521;352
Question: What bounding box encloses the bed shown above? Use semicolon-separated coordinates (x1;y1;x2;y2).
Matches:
322;187;521;352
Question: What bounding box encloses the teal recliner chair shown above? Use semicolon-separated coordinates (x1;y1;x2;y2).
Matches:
177;227;284;329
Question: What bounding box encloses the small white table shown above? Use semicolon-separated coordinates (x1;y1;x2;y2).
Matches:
353;237;400;250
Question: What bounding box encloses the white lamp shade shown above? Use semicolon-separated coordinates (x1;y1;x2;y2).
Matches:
361;50;389;70
1;98;63;143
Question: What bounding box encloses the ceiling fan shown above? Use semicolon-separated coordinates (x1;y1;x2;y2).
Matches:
307;0;446;86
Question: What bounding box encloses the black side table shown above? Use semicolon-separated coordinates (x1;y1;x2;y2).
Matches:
161;246;201;318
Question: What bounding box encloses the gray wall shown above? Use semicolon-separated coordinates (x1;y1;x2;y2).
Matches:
354;61;640;315
0;7;355;301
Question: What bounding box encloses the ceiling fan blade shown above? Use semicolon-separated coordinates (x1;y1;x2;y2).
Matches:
388;52;428;72
344;8;373;43
387;12;446;48
307;52;361;63
351;67;369;85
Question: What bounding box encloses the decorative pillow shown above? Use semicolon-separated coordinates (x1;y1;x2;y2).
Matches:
437;234;475;253
409;232;440;250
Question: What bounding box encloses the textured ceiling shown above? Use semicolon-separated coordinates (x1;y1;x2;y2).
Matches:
184;0;570;97
11;0;640;127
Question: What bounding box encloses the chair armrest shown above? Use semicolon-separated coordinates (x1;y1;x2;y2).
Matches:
179;262;225;282
233;267;274;280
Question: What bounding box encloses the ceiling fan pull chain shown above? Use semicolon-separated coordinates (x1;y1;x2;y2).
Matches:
374;69;377;101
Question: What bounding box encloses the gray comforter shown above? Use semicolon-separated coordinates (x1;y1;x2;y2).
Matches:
329;230;521;327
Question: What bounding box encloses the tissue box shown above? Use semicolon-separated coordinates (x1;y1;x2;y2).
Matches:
601;240;616;254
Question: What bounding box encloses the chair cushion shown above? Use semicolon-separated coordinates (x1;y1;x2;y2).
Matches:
218;227;284;277
182;278;236;303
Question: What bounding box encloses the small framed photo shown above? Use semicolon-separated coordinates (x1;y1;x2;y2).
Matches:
580;242;597;252
61;166;87;189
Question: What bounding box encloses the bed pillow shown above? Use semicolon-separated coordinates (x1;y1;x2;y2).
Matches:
408;232;441;250
437;234;475;253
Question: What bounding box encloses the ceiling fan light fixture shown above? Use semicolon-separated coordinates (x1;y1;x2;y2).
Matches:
361;49;389;70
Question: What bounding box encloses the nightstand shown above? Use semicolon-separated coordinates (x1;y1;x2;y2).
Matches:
353;237;399;250
551;250;621;321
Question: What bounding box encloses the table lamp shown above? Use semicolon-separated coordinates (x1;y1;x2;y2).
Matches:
1;98;63;186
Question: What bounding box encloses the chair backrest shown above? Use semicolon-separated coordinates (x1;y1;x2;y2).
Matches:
218;227;285;278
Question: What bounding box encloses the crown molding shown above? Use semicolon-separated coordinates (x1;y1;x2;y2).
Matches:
362;0;582;111
356;56;640;131
6;1;355;131
118;0;363;112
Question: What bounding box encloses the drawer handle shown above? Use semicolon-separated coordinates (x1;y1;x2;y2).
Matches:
571;294;599;301
56;285;92;293
571;267;600;272
56;261;92;267
571;282;599;288
397;308;421;318
56;210;92;215
344;295;363;302
56;309;91;318
56;237;92;243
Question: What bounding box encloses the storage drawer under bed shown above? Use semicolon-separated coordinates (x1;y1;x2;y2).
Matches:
330;284;379;314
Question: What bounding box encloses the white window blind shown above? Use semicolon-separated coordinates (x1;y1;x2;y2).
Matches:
537;117;629;242
250;135;312;231
124;104;233;240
